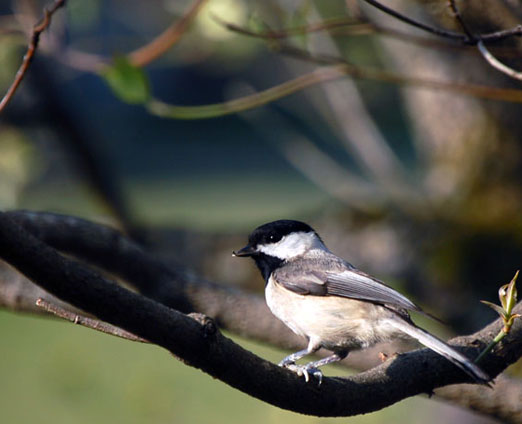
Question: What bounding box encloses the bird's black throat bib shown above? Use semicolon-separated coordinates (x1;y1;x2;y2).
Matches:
253;253;284;283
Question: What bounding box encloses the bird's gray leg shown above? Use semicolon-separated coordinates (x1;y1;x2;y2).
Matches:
306;350;348;369
291;350;349;385
279;340;323;383
279;346;317;367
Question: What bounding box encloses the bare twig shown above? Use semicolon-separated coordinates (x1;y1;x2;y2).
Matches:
0;0;66;113
481;25;522;43
361;0;467;41
211;13;365;39
447;1;522;82
477;40;522;81
362;0;522;45
216;16;522;59
128;0;208;67
447;0;474;40
144;60;522;119
14;0;207;73
145;65;354;119
36;298;149;343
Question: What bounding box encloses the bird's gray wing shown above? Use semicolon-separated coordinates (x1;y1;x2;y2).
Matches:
325;269;421;311
273;266;328;295
272;262;328;296
273;261;420;311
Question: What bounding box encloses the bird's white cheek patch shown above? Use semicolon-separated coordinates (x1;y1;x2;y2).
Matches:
257;232;323;260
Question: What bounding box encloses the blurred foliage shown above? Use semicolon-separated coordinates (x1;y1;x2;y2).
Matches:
67;0;101;30
0;128;39;209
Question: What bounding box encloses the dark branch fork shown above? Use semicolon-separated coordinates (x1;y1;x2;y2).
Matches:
361;0;522;45
362;0;522;81
217;1;522;83
0;211;521;419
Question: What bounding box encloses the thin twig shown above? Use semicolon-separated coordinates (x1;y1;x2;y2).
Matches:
128;0;208;67
477;40;522;81
0;0;66;113
216;17;521;59
145;47;522;120
362;0;522;45
36;298;149;343
447;0;475;41
361;0;467;41
211;13;366;39
481;25;522;43
13;0;207;73
448;1;522;82
279;44;522;100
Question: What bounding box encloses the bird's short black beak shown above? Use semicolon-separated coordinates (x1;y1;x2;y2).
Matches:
232;244;257;257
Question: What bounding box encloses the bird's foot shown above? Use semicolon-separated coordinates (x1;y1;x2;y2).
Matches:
281;363;323;385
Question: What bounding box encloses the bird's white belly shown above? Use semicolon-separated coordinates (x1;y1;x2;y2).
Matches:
265;279;401;350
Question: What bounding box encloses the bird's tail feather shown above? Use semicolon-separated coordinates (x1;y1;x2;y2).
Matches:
387;318;491;385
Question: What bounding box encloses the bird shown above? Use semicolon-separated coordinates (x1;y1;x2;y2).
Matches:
233;219;490;385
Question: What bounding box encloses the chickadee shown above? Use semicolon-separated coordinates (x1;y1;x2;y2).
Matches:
233;219;490;384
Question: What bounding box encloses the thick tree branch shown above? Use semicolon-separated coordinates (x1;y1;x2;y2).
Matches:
0;211;520;417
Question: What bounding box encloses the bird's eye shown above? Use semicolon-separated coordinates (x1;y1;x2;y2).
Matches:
268;233;281;243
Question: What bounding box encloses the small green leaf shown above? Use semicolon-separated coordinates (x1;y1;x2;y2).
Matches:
480;300;506;318
101;56;150;104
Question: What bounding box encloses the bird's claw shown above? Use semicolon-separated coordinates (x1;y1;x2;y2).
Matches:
280;363;323;385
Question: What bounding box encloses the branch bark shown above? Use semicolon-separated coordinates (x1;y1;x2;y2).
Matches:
0;211;521;419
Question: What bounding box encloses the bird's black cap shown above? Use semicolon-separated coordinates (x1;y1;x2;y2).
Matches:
233;220;317;281
247;220;316;247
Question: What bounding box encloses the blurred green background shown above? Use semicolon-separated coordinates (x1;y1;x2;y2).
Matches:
1;0;521;423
